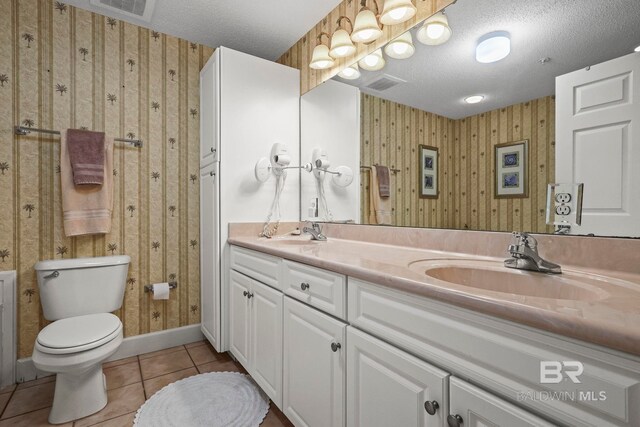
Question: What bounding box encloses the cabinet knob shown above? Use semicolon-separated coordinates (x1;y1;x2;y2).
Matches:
424;400;439;416
247;292;254;299
210;171;215;177
210;147;215;153
447;414;463;427
243;291;248;297
330;342;341;352
300;282;310;291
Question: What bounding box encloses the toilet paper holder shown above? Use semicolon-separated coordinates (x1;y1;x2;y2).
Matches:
144;282;178;293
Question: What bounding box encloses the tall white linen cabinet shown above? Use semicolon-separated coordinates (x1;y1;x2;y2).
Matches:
199;47;300;352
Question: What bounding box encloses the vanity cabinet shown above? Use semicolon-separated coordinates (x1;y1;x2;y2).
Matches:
347;326;449;427
228;270;283;407
283;296;346;427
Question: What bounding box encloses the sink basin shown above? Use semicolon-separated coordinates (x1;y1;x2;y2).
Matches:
408;259;610;301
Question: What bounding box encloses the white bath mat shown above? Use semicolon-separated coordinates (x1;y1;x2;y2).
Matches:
134;371;270;427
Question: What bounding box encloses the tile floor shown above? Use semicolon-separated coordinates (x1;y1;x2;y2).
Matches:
0;341;293;427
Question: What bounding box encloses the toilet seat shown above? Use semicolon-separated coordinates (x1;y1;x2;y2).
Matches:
37;313;122;355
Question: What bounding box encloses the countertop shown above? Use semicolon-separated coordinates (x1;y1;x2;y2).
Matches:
228;234;640;357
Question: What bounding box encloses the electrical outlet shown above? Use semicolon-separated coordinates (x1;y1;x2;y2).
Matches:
555;193;572;203
555;205;571;216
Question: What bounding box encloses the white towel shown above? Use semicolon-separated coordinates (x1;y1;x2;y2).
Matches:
60;130;114;236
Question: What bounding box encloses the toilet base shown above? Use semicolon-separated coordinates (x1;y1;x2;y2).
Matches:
48;365;108;424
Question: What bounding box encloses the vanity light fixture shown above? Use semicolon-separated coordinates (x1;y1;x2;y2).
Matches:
380;0;417;25
385;31;415;59
476;31;511;63
338;63;361;80
416;11;452;46
351;0;384;44
359;49;386;71
310;32;335;70
330;17;357;58
464;95;484;104
635;45;640;52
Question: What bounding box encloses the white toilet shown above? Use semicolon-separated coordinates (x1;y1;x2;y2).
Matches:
32;255;130;424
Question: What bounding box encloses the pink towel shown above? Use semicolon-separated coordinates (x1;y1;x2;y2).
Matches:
60;130;114;236
66;129;106;185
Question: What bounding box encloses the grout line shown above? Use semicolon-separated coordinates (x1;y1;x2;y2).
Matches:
0;388;17;420
84;410;137;427
137;356;149;400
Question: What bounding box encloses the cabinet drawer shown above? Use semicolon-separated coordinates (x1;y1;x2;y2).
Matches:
230;246;281;290
348;278;640;427
281;260;346;319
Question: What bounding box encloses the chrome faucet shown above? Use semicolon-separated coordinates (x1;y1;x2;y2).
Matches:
303;222;327;241
504;232;562;274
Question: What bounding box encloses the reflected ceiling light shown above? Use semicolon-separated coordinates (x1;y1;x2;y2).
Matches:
338;63;361;80
476;31;511;63
464;95;484;104
359;49;386;71
351;0;383;44
380;0;417;25
416;11;452;46
635;45;640;52
310;32;335;70
384;31;415;59
330;17;357;58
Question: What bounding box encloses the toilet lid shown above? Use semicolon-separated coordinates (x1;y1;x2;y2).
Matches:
37;313;122;353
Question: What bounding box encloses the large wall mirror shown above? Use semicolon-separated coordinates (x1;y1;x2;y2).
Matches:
300;0;640;238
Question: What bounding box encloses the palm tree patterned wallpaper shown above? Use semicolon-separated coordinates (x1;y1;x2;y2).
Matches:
0;0;214;358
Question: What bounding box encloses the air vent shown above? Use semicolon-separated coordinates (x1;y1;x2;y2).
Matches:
91;0;155;22
365;74;407;91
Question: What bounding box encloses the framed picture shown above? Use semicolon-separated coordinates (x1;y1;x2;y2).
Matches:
419;145;438;198
495;139;528;198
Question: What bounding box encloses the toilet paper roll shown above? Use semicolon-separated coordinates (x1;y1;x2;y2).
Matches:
151;282;170;300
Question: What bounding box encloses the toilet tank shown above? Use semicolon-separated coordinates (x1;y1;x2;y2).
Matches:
34;255;130;321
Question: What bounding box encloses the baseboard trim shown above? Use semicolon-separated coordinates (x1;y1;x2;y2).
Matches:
16;324;204;383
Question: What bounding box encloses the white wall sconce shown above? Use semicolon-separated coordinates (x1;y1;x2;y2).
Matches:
380;0;417;25
385;31;415;59
351;0;384;44
330;17;357;58
359;49;386;71
416;11;452;46
310;32;335;70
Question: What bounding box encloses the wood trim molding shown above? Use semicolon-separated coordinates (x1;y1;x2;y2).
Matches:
277;0;456;94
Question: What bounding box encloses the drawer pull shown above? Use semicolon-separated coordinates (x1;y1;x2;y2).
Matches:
447;414;463;427
210;147;215;153
243;291;248;297
330;342;341;352
247;292;254;299
300;282;310;291
424;400;439;416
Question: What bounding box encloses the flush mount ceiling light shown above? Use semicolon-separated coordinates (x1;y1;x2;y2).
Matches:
338;63;361;80
635;45;640;52
351;0;384;44
330;17;357;58
476;31;511;63
359;49;386;71
310;32;335;70
416;11;452;46
464;95;484;104
384;31;415;59
380;0;417;25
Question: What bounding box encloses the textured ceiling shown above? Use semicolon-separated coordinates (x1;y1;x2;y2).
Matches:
335;0;640;119
64;0;342;60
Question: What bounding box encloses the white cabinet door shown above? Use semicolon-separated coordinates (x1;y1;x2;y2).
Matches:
199;163;219;350
556;52;640;236
251;279;283;408
347;327;449;427
448;377;554;427
283;297;346;427
199;50;219;168
229;270;251;367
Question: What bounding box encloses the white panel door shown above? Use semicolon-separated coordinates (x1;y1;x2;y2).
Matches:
556;52;640;236
250;279;283;409
448;377;554;427
283;297;346;427
346;327;449;427
199;163;219;350
199;50;219;168
229;270;251;367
